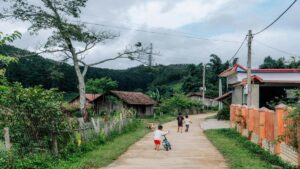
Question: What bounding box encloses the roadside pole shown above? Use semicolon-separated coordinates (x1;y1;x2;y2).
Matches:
218;78;223;111
202;64;206;110
247;30;253;107
148;43;153;67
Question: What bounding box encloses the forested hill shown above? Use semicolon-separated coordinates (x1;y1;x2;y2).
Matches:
0;45;189;92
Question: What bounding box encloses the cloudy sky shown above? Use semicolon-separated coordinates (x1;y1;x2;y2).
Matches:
1;0;300;69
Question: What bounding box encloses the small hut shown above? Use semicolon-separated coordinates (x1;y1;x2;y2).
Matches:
69;91;156;117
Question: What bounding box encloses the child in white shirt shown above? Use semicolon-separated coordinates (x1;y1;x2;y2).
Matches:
184;115;192;132
153;124;168;151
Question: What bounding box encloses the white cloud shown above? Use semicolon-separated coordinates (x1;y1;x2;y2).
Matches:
127;0;232;29
1;0;299;69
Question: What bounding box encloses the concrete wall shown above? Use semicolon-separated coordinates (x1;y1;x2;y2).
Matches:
251;84;259;108
232;84;259;108
232;86;243;105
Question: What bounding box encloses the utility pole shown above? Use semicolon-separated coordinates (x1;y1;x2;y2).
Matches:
202;64;206;110
148;43;153;67
247;30;253;106
218;78;223;111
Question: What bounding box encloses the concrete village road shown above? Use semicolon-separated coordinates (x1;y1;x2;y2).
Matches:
101;114;228;169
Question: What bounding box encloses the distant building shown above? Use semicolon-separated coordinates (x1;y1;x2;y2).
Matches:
69;91;156;116
218;64;300;108
69;93;101;106
187;92;218;108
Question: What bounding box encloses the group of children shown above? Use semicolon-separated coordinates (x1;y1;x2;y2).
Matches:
177;113;192;133
153;113;192;151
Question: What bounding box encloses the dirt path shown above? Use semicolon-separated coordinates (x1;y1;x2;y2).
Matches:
101;114;228;169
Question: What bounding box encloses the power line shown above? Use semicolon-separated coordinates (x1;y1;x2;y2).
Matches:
253;0;298;35
254;39;299;57
228;35;248;63
77;21;242;44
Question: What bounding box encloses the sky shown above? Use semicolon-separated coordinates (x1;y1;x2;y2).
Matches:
1;0;300;69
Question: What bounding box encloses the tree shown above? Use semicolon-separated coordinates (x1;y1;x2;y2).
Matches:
0;84;69;155
232;57;239;65
0;31;21;67
1;0;150;120
259;56;286;69
86;77;118;94
0;31;21;91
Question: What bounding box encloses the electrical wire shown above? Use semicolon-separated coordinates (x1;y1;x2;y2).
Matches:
253;0;298;35
254;39;299;57
227;35;248;63
77;21;242;44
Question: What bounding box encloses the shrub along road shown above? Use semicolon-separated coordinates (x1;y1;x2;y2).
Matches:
101;114;228;169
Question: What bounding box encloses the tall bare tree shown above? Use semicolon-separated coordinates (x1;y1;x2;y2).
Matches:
1;0;150;119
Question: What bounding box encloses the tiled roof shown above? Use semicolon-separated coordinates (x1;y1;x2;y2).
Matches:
219;64;300;77
69;93;101;103
241;75;264;85
252;69;300;73
85;94;102;102
110;90;156;105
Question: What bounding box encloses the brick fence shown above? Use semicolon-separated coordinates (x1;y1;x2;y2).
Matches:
230;104;299;166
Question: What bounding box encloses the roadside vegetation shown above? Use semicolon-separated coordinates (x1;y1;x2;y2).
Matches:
55;115;175;169
205;129;297;169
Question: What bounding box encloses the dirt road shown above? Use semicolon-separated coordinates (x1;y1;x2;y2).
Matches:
102;114;228;169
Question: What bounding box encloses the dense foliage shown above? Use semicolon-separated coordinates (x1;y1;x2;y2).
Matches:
86;77;118;94
181;54;229;97
0;84;70;154
216;106;230;120
260;56;300;69
159;94;202;114
1;45;190;92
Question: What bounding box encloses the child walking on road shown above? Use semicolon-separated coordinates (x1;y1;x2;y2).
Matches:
177;113;184;133
153;125;169;151
184;115;192;132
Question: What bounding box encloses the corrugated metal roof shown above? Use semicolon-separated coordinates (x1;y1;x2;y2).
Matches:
214;91;232;101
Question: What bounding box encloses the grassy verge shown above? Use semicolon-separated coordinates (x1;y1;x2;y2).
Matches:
55;115;175;169
205;129;296;169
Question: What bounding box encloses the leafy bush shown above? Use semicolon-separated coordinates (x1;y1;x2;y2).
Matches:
0;150;9;168
159;94;202;114
0;84;71;154
216;106;230;120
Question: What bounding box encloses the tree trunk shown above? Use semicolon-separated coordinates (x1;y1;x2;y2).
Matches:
73;60;87;121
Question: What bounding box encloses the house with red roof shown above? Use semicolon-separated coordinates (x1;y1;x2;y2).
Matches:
70;91;156;116
218;64;300;108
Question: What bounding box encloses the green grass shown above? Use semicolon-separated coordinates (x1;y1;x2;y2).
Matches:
205;129;296;169
55;115;176;169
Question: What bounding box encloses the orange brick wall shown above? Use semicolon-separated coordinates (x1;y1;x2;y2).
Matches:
229;104;298;167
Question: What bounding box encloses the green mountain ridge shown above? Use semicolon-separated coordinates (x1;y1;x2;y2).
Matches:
0;45;189;92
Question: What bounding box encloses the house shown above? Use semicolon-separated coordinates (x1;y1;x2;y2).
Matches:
187;92;218;107
69;93;102;107
70;91;156;116
218;64;300;108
